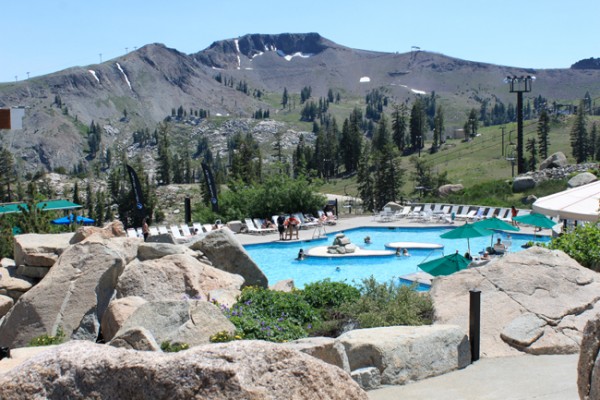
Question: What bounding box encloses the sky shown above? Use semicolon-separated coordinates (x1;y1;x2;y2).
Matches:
2;0;600;83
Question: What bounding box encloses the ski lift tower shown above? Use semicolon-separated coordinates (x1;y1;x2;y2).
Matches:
505;75;534;174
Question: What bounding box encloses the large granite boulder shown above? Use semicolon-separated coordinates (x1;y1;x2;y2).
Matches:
0;294;13;317
337;325;470;385
438;184;464;197
578;315;600;400
13;232;73;267
100;296;147;341
69;220;126;244
189;228;268;288
283;336;350;373
0;340;368;399
568;172;597;188
0;241;126;348
512;176;536;192
0;264;35;301
431;247;600;357
109;327;161;351
114;300;235;347
540;151;568;170
115;253;243;302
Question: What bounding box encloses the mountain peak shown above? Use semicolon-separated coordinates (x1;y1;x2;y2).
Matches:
193;32;339;69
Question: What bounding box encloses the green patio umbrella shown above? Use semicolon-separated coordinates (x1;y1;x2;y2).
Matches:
440;222;493;254
418;252;471;276
513;213;557;229
473;217;520;247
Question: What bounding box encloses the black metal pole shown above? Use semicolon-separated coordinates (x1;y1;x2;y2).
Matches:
469;289;481;362
517;92;524;174
184;197;191;224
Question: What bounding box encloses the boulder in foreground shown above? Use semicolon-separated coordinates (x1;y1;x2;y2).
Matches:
0;340;368;400
431;247;600;357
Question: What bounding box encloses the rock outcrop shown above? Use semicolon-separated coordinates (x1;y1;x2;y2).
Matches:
337;325;470;385
0;340;369;400
328;233;357;254
100;296;147;341
578;315;600;400
0;240;128;347
568;172;597;188
190;228;268;288
431;247;600;357
113;300;235;347
540;151;568;170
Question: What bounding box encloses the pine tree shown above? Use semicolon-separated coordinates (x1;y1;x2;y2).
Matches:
0;146;15;202
589;122;598;161
433;105;445;151
357;142;375;212
526;138;537;172
391;103;408;152
537;110;551;160
409;99;426;152
281;87;288;108
371;114;390;152
570;100;588;163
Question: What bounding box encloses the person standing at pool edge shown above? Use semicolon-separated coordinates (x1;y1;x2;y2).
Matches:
277;213;286;240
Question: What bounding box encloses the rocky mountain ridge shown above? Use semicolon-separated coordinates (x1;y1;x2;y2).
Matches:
1;32;600;172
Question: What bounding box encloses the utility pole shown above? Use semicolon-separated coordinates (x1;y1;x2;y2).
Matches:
506;76;534;174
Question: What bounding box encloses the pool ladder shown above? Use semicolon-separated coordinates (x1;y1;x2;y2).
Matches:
312;224;327;240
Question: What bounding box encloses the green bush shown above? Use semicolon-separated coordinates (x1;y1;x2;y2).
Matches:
160;341;190;352
223;286;320;342
302;279;360;310
28;327;66;347
547;224;600;271
341;277;433;328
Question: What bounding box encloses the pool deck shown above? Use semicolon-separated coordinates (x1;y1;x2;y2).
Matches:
235;214;550;246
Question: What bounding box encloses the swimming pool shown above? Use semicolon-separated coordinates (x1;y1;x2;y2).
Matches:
244;226;549;289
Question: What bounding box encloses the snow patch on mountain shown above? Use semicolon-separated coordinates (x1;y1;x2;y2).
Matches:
116;63;132;90
359;76;371;83
88;70;100;84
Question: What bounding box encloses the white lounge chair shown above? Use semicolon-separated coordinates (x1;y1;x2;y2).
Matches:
149;226;159;236
170;225;183;239
254;218;277;233
180;224;193;237
203;224;213;233
244;218;266;235
136;228;144;237
158;226;169;235
482;207;497;219
126;228;138;238
192;222;204;234
407;206;422;219
497;208;511;222
468;208;485;221
394;206;411;219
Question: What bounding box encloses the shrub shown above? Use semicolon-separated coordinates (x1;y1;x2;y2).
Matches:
28;327;66;347
210;330;243;343
302;279;360;310
222;286;320;342
341;277;433;328
301;279;361;337
547;224;600;270
160;341;190;352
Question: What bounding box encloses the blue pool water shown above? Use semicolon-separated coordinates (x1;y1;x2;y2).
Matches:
245;227;550;289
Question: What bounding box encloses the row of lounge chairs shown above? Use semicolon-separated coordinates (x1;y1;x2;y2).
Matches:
375;204;532;224
125;221;224;239
242;212;335;236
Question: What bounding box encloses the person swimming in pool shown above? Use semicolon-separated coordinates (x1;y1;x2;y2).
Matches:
403;248;410;257
297;249;305;261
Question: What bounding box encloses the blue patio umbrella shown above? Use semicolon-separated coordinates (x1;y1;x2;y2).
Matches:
51;214;95;225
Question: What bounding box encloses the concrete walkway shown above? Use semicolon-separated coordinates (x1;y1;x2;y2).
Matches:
368;354;579;400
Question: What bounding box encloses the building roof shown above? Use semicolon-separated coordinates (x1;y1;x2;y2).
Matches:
0;199;82;215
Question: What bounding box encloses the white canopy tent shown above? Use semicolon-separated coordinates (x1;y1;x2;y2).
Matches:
532;181;600;222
